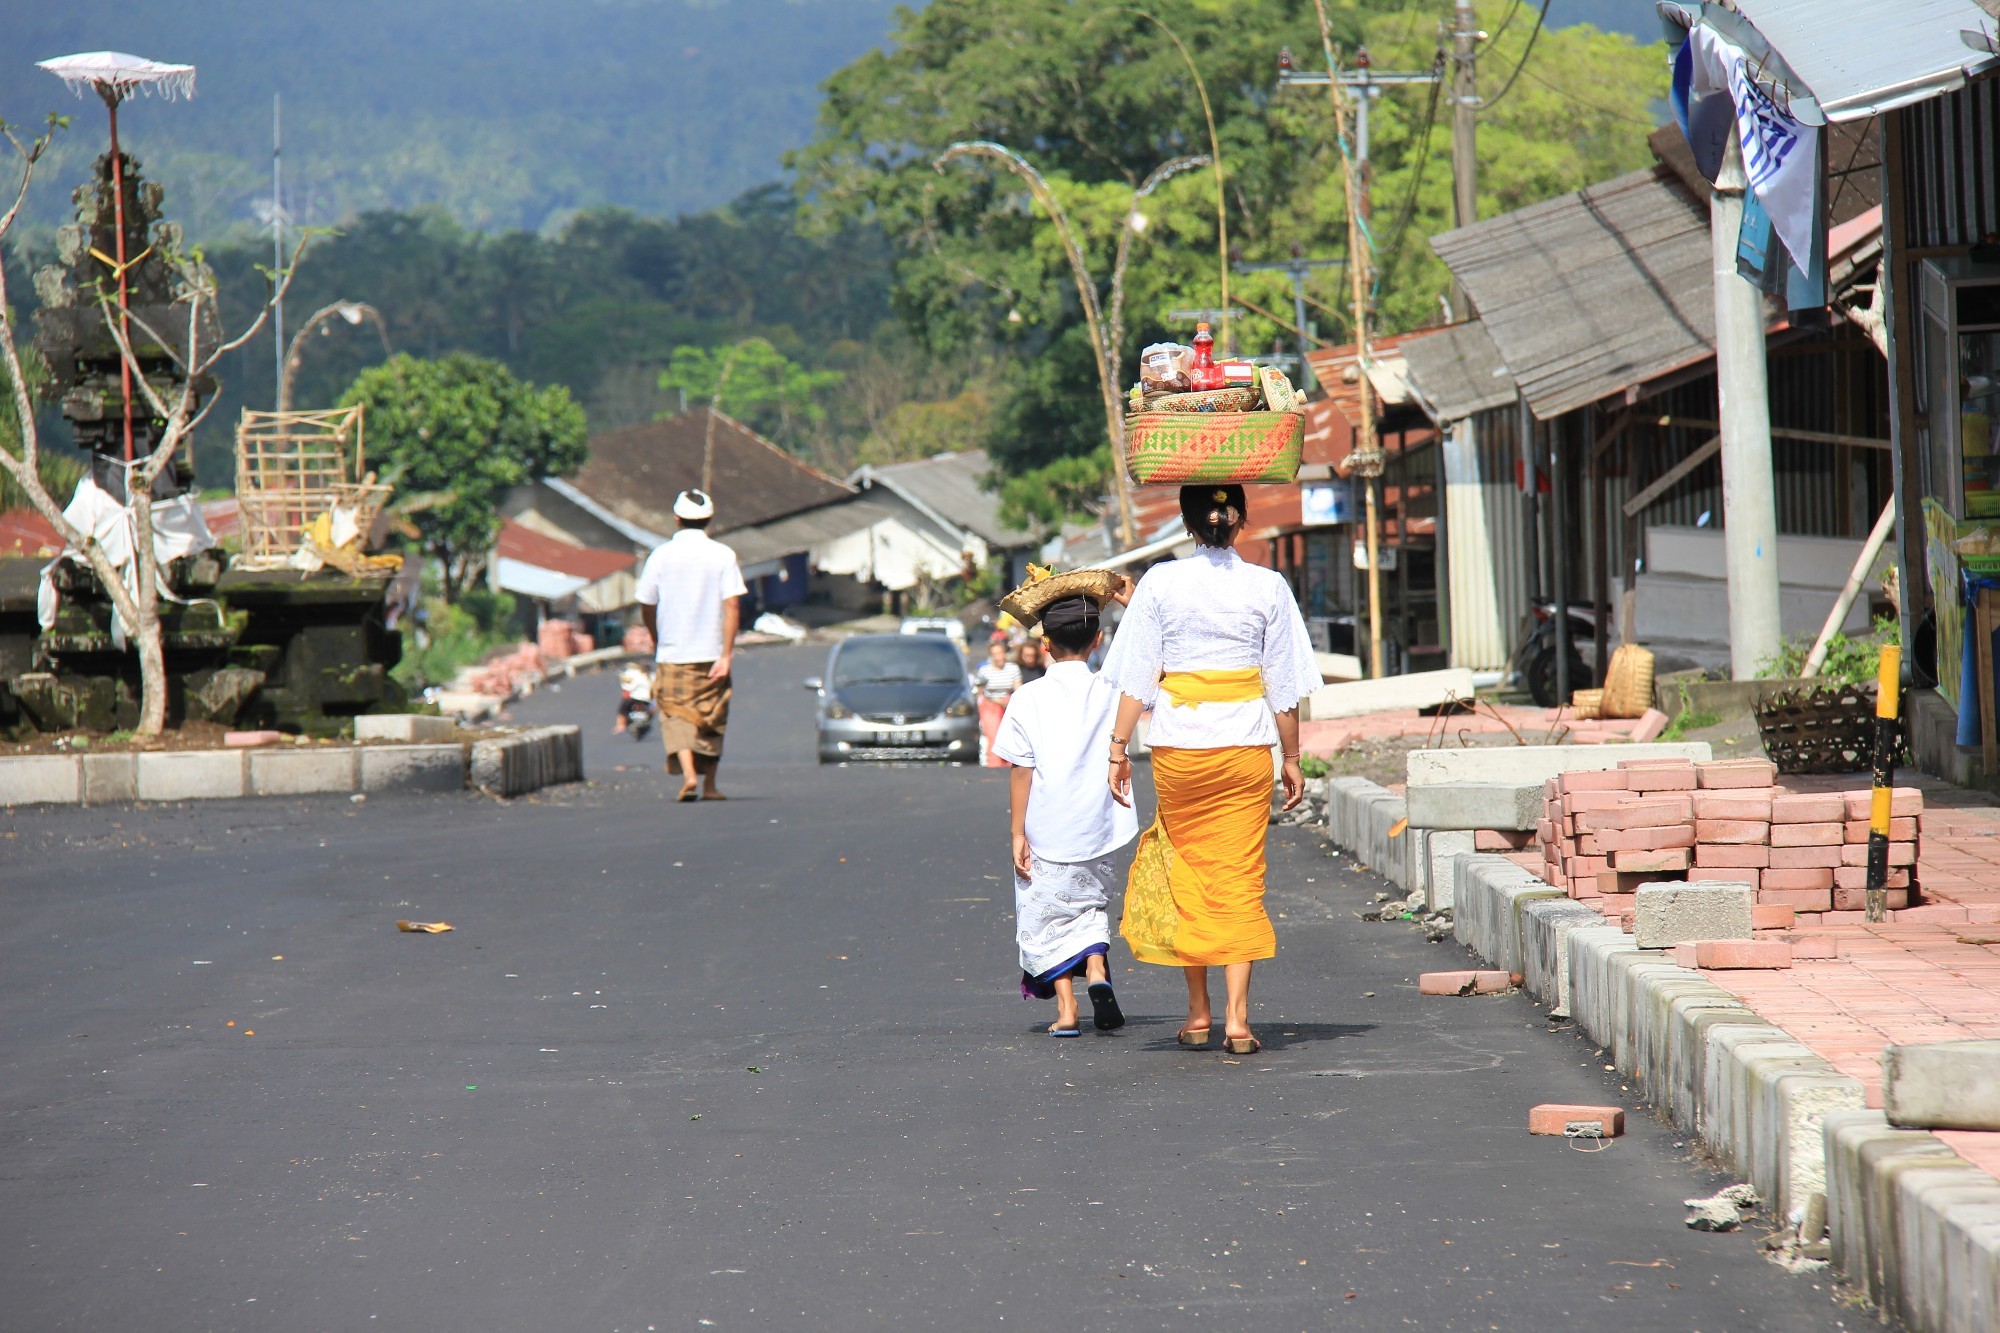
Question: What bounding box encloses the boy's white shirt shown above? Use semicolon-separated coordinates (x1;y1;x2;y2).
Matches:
992;660;1140;863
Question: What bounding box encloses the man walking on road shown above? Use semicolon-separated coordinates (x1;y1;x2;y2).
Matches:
636;489;747;802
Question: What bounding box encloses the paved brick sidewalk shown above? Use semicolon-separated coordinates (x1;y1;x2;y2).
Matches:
1512;771;2000;1183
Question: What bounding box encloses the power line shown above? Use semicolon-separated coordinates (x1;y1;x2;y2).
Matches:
1518;65;1657;127
1376;67;1445;291
1478;0;1553;110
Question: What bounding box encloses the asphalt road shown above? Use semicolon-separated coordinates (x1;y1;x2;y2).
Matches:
1;642;1858;1331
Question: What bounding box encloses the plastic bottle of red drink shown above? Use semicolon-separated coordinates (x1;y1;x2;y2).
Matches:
1188;322;1225;391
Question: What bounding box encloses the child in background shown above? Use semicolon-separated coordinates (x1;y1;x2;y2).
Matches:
992;591;1138;1036
974;637;1022;767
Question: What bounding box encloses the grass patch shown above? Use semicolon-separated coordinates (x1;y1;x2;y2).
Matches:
1299;754;1331;779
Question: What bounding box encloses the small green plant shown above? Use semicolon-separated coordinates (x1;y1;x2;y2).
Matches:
1758;614;1901;687
1299;754;1331;779
1657;680;1723;740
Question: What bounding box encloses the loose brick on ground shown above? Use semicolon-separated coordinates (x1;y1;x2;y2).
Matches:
1528;1104;1625;1137
1751;904;1796;929
1694;939;1794;969
1418;970;1513;996
1788;935;1840;960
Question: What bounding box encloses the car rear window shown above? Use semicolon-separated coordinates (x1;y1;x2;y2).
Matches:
833;640;965;686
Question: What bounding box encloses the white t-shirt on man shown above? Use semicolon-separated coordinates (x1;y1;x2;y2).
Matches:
992;660;1139;863
634;528;748;664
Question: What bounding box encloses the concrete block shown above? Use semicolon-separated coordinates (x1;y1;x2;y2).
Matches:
0;754;81;806
248;747;360;797
1519;900;1611;1017
1633;882;1754;949
1406;781;1542;831
1424;824;1472;908
469;726;582;797
1302;667;1476;721
1883;1039;2000;1132
355;713;459;743
135;750;246;802
79;752;136;804
1407;742;1712;788
360;743;466;794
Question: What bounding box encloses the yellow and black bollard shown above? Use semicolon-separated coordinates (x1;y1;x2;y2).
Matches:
1865;644;1903;923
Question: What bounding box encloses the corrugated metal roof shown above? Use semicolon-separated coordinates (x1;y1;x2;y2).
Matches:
1430;166;1714;421
722;498;900;569
1719;0;1999;122
848;449;1034;550
1398;321;1519;423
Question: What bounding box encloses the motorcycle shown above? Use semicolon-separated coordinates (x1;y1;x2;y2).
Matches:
1511;602;1600;708
618;694;656;741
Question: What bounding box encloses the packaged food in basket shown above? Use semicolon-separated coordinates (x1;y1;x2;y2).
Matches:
1148;386;1262;414
1140;342;1193;392
1257;366;1302;414
1125;409;1304;485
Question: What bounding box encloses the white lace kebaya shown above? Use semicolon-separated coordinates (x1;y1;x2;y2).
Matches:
1099;545;1323;751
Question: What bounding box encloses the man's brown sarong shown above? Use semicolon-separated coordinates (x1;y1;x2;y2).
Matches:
654;661;732;774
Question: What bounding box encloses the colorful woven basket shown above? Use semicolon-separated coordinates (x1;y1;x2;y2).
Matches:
1125;410;1305;486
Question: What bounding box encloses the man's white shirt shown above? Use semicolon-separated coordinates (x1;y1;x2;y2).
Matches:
634;529;748;664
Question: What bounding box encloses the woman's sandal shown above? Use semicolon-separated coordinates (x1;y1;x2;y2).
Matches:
1048;1024;1082;1038
1176;1026;1212;1047
1223;1034;1261;1056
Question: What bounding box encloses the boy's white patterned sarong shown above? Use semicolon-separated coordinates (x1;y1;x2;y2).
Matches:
1015;852;1118;992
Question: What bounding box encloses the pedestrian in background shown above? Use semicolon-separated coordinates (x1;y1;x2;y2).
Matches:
636;488;747;802
993;592;1137;1036
1015;637;1047;685
974;637;1022;767
1101;484;1322;1056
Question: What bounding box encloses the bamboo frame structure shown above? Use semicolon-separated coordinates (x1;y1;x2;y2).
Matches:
234;405;390;561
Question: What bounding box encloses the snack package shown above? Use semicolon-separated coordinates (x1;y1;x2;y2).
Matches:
1140;342;1194;391
1257;366;1302;414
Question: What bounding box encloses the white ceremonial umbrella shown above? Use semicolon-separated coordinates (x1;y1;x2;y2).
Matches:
35;51;198;463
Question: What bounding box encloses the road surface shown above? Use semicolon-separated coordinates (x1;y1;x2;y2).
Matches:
0;642;1856;1329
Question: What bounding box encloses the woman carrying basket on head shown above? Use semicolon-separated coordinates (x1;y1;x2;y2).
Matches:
1100;484;1322;1056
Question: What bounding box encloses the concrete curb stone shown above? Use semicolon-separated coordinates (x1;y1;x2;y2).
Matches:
250;747;362;796
362;744;468;794
468;725;583;798
0;755;81;805
80;752;136;804
136;750;247;802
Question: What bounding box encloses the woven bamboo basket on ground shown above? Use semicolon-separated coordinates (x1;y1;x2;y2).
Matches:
1570;688;1605;720
998;569;1123;627
1601;644;1657;719
1756;681;1906;774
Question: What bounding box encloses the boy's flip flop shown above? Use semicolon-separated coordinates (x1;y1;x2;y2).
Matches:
1087;982;1125;1031
1048;1025;1082;1038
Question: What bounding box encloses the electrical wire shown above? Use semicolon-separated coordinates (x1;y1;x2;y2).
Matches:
1478;0;1554;111
1375;63;1446;293
1518;65;1656;127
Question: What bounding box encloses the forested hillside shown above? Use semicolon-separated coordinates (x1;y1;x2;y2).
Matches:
0;0;900;237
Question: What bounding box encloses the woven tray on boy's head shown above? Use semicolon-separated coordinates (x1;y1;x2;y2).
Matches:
998;569;1122;626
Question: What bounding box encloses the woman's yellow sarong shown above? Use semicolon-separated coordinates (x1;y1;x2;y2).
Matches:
1120;669;1276;967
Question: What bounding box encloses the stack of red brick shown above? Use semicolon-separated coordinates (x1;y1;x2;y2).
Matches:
1536;756;1925;925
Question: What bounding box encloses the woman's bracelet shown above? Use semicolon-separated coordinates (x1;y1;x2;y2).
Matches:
1282;751;1301;760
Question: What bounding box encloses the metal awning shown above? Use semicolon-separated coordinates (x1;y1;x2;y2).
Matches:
1673;0;2000;122
1398;321;1519;423
493;557;588;602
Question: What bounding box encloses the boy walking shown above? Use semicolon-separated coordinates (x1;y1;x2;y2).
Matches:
992;593;1138;1036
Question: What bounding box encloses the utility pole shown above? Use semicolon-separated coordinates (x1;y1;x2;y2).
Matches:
272;93;284;412
1231;251;1341;391
1450;1;1479;317
1710;133;1783;679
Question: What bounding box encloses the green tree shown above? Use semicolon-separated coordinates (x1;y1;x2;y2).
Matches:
658;336;844;448
339;353;587;602
997;447;1114;538
793;0;1665;476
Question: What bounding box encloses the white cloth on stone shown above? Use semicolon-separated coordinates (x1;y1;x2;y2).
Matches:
1097;545;1322;751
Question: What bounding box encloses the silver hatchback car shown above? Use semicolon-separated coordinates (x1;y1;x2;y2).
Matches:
806;633;980;763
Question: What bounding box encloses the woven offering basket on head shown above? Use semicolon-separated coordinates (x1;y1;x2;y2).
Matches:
999;568;1123;627
1125;409;1304;485
1570;688;1605;720
1601;644;1656;719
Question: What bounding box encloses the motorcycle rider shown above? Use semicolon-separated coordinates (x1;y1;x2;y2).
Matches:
613;662;655;736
